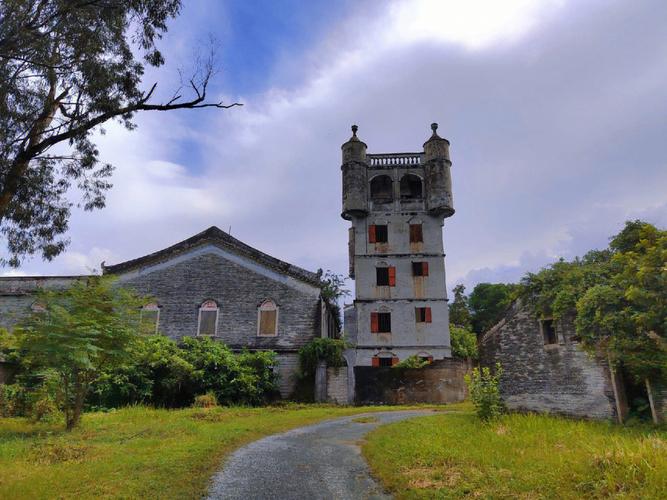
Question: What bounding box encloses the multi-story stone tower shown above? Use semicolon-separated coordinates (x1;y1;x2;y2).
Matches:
341;124;455;367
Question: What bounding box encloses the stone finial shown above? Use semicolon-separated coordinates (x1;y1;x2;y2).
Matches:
423;121;450;161
341;123;367;161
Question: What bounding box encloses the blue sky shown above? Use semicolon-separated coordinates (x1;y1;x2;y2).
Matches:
3;0;667;298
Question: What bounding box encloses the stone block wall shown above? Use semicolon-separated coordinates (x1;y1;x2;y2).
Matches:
479;301;618;420
354;358;468;404
326;367;349;404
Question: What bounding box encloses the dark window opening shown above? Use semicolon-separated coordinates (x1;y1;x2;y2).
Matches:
542;319;557;345
412;261;429;277
370;175;393;203
400;174;423;200
376;267;389;286
409;224;423;243
369;224;388;243
415;307;432;323
378;357;393;367
371;312;392;333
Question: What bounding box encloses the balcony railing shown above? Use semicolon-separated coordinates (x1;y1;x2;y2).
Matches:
367;153;423;167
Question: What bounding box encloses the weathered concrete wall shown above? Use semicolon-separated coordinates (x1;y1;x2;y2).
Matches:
326;367;349;404
479;301;618;420
354;358;468;405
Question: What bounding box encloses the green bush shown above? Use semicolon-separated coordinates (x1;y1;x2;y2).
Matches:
88;336;279;409
465;363;504;421
450;324;478;360
298;338;348;377
0;383;28;417
393;355;429;369
192;392;218;408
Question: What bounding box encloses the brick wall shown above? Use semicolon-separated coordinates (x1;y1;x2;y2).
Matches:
479;301;617;420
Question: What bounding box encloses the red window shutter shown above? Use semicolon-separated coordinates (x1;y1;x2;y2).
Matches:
388;266;396;286
392;356;399;366
370;312;379;333
422;262;429;276
427;356;434;363
372;357;380;367
410;224;423;243
368;225;376;243
425;307;432;323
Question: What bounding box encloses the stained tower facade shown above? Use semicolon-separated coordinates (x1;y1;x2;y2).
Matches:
341;124;455;366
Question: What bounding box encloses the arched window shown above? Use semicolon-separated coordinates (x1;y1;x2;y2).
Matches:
140;303;160;335
370;175;393;202
372;351;398;367
257;299;278;337
30;301;46;313
198;300;219;336
400;174;423;200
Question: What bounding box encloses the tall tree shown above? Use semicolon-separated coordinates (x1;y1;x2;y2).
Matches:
14;276;147;430
468;282;516;334
449;284;472;329
0;0;239;266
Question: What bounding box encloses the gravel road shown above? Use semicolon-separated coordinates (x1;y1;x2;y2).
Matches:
206;410;433;500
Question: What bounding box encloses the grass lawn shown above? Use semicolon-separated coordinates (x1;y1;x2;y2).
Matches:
0;404;438;499
363;411;667;499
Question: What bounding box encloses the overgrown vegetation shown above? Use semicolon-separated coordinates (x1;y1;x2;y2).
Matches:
363;411;667;499
464;364;504;421
317;269;350;332
0;279;280;427
393;355;429;369
298;338;348;377
521;220;666;384
7;277;146;429
449;325;478;360
0;404;429;498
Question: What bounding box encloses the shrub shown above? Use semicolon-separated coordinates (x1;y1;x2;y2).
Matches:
450;324;478;360
465;363;504;421
298;338;348;377
193;392;218;408
393;355;429;369
0;383;28;417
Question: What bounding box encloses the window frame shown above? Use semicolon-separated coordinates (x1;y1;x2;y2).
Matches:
412;261;429;277
541;318;558;345
140;302;161;335
399;174;423;200
415;307;432;323
369;175;394;203
409;223;423;243
371;311;392;333
197;299;219;337
369;224;389;244
257;299;279;337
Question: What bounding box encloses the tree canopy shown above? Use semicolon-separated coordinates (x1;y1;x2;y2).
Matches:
522;220;666;382
0;0;239;267
468;282;518;334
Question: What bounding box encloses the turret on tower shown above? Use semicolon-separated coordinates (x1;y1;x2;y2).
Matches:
341;125;369;220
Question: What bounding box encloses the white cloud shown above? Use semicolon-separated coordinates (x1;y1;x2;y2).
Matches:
10;0;667;300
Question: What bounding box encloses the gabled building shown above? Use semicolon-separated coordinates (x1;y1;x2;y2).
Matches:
0;227;338;397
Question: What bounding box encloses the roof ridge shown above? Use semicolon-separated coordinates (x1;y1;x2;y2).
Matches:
103;226;322;286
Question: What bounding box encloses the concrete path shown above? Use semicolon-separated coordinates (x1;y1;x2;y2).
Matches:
206;410;433;500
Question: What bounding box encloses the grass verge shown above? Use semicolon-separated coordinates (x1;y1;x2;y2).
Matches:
363;411;667;499
0;404;440;499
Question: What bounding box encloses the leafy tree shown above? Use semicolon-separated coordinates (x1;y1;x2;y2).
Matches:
317;269;350;332
14;276;146;429
468;283;517;334
449;284;472;329
0;0;240;266
298;337;348;378
450;324;478;360
575;222;666;381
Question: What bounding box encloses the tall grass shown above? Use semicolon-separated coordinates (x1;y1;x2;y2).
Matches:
363;412;667;499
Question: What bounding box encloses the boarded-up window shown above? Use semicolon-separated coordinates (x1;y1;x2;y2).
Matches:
198;300;218;336
371;312;391;333
409;224;423;243
140;303;160;335
369;224;388;243
412;261;429;276
415;307;432;323
258;300;278;336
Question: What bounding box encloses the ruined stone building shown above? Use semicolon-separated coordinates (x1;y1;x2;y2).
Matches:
341;124;455;367
0;227;338;397
479;300;667;424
